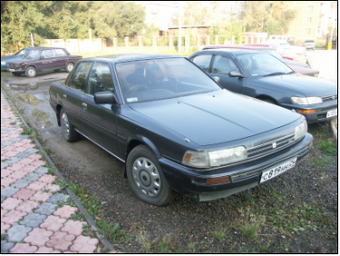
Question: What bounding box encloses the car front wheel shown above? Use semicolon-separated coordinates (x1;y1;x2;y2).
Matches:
65;63;74;72
126;145;172;206
25;67;37;78
60;109;79;142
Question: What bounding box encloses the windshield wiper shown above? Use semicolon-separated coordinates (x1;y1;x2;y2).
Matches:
263;72;288;77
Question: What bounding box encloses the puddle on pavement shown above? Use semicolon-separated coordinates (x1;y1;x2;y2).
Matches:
31;109;53;128
15;94;41;105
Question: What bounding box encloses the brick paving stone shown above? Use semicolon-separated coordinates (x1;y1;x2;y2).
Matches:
20;213;47;228
8;171;27;181
1;197;23;210
1;176;15;187
1;223;11;235
34;167;49;176
35;246;61;253
40;215;67;231
1;209;9;217
38;174;56;183
22;172;40;183
35;202;58;216
44;183;61;192
27;153;43;161
46;231;76;251
1;169;12;178
31;160;47;167
1;241;15;253
16;157;34;165
15;200;40;213
61;220;87;236
13;188;36;200
30;191;52;202
9;243;38;253
69;235;99;253
26;181;47;191
20;164;39;174
24;227;53;247
47;193;70;204
10;178;31;189
54;205;78;218
1;186;19;200
7;224;32;242
2;209;28;225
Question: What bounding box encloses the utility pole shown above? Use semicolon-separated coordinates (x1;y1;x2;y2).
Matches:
30;33;34;47
178;2;182;53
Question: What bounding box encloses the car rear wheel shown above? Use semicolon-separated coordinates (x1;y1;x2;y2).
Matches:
126;145;172;206
66;63;74;72
60;109;79;142
12;72;22;77
25;66;37;78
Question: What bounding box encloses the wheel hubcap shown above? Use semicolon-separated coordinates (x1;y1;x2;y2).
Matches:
132;157;161;197
61;113;70;138
67;64;74;72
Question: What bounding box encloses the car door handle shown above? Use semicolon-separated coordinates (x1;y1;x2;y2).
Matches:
82;103;87;109
62;94;67;98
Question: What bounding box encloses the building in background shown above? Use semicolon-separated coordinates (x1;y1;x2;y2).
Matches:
287;1;337;42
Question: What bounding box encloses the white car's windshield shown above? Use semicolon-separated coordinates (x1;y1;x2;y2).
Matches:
236;53;293;77
116;58;221;103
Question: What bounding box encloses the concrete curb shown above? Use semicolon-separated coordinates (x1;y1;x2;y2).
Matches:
1;86;114;252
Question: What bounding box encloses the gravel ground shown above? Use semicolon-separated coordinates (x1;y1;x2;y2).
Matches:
49;122;338;253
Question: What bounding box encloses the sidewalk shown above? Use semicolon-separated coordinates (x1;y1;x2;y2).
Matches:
1;91;108;253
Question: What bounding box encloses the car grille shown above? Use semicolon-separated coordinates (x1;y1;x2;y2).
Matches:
247;133;296;159
7;63;17;68
322;94;337;102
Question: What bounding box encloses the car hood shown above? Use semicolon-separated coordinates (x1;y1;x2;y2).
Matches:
129;90;301;146
1;55;23;63
254;73;336;97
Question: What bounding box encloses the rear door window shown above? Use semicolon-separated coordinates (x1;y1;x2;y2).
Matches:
212;56;240;76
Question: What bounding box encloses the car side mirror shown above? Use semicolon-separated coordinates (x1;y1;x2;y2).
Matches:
229;71;244;78
94;91;118;104
212;76;220;83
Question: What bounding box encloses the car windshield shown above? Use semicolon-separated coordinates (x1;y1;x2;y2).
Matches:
116;57;221;103
263;49;282;60
236;53;293;77
14;49;27;56
25;50;40;59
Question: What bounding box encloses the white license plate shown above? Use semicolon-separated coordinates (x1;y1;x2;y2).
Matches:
260;157;297;183
8;69;15;72
326;109;337;118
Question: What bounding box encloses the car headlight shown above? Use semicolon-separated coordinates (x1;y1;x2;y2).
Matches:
291;97;322;105
182;146;247;168
294;119;307;141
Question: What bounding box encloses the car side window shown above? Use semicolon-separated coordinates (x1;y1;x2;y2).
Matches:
191;54;212;72
67;62;92;92
87;62;115;95
41;50;54;58
212;56;240;76
54;49;67;57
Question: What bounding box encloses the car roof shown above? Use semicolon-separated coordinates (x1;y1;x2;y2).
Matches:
203;45;276;51
82;53;182;63
195;48;262;56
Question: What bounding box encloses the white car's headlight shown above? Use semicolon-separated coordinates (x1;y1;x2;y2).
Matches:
295;119;307;140
182;146;247;169
291;97;322;105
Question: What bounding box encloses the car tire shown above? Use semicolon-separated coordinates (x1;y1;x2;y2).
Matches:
65;63;74;73
262;99;276;105
12;72;22;77
126;145;173;206
25;66;37;78
60;109;79;142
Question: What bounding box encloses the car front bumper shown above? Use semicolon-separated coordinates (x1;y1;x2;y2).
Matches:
282;101;337;124
159;133;313;202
